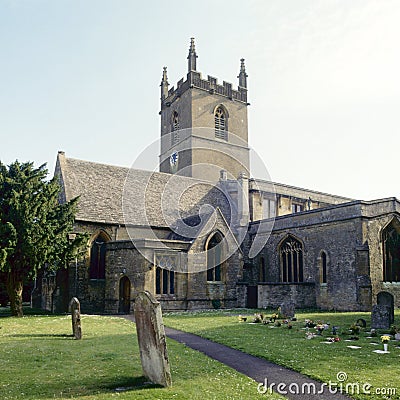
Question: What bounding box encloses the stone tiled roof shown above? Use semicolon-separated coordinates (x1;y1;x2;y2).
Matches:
55;152;232;227
168;214;206;241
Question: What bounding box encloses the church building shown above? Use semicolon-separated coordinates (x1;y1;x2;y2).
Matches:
35;39;400;315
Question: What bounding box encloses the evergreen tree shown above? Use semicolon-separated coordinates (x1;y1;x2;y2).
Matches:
0;161;86;317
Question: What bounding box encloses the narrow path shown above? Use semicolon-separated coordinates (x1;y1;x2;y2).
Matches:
121;315;353;400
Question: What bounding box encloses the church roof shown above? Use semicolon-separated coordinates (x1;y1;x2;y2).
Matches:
55;152;232;228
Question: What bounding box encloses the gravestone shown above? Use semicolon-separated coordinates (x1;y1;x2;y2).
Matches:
134;291;172;387
377;291;394;324
69;297;82;340
371;304;391;330
279;301;295;319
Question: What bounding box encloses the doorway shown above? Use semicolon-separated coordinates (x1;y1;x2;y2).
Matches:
247;285;258;308
119;276;131;314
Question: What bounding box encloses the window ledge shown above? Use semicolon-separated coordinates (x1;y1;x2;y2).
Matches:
320;283;328;287
258;282;315;286
156;294;177;299
214;137;228;142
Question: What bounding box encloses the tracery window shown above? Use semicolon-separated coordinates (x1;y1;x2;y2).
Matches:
279;236;304;283
155;267;175;294
382;221;400;282
259;257;267;282
214;107;227;141
320;251;327;284
207;232;223;281
89;233;108;279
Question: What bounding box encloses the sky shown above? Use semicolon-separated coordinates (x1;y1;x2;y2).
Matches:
1;0;399;201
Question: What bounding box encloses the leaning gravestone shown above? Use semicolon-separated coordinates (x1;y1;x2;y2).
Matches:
371;304;391;330
69;297;82;340
279;301;295;319
134;291;172;387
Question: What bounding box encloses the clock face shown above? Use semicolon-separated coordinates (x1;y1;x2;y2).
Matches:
170;151;179;166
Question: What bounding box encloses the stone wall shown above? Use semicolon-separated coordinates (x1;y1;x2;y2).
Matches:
66;222;120;314
53;214;244;314
258;283;316;309
104;241;153;314
236;283;247;308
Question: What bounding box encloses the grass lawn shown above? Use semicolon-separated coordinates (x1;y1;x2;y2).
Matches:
164;309;400;400
0;310;283;400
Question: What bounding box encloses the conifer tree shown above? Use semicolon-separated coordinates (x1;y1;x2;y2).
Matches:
0;161;86;317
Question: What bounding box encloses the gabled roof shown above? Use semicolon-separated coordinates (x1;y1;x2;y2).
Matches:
187;207;242;256
55;152;232;228
168;214;203;241
56;152;129;225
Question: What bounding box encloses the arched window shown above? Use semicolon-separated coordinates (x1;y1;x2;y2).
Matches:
279;236;304;283
214;106;227;141
320;251;327;284
259;257;266;282
382;220;400;282
156;267;175;295
171;111;180;145
89;233;109;279
206;232;223;281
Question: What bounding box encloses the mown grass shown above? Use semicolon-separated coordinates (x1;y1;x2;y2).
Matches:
164;309;400;400
0;311;283;400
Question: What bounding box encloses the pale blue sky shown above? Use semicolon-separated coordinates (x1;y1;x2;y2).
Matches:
1;0;399;200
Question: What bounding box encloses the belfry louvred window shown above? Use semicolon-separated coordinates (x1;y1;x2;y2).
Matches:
171;111;180;145
214;107;227;140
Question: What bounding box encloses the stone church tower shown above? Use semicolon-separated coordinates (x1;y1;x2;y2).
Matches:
159;38;250;181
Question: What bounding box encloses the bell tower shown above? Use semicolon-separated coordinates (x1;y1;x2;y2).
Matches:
159;38;250;181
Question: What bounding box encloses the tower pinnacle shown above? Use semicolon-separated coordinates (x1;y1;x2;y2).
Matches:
238;58;248;89
187;37;198;72
160;66;169;100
